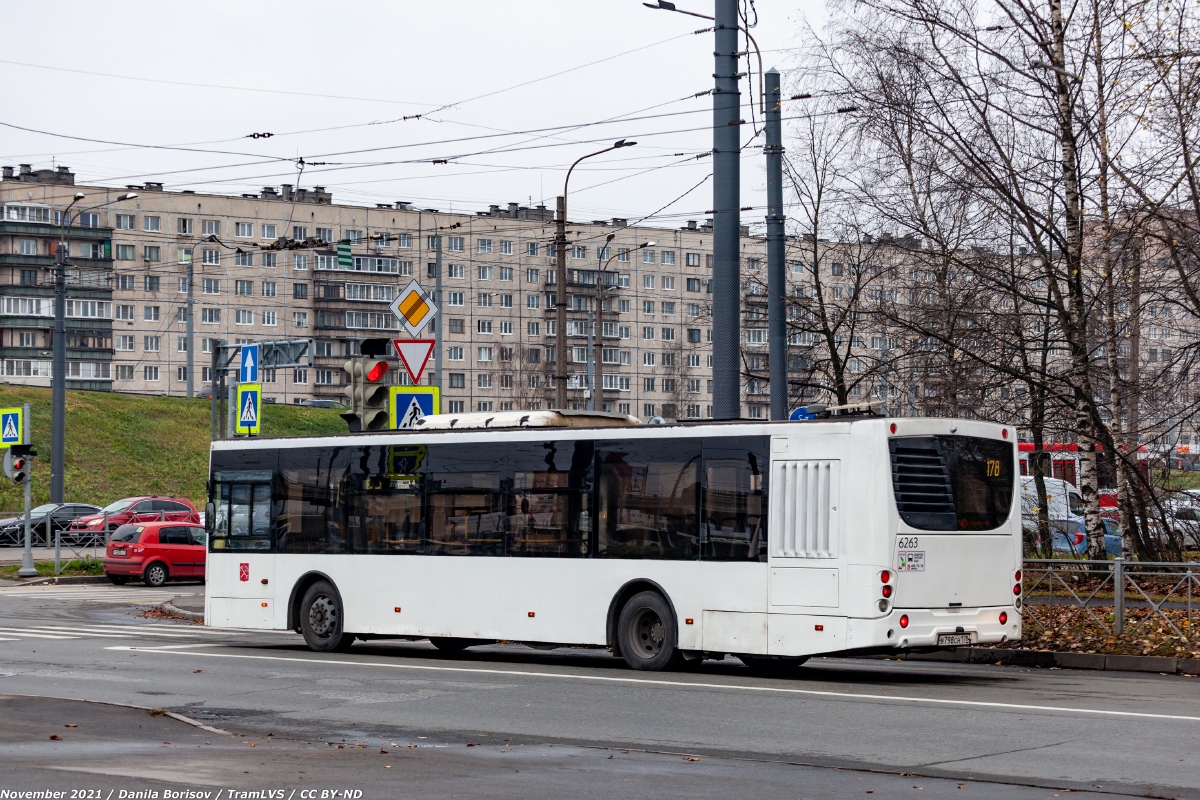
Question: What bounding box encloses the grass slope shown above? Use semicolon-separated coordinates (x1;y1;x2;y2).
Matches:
0;386;345;510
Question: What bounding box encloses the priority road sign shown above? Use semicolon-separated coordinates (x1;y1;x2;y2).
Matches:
240;344;259;383
392;339;436;384
0;408;22;448
389;386;440;429
235;383;261;436
389;279;439;338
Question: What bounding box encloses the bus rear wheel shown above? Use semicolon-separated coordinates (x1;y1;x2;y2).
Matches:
740;655;809;675
617;591;679;671
300;580;355;653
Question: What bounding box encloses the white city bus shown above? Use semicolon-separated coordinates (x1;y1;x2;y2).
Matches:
204;411;1022;671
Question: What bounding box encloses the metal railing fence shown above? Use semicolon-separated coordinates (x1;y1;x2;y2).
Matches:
1022;558;1198;639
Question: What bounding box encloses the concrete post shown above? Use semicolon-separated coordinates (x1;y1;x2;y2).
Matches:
765;68;787;420
712;0;743;419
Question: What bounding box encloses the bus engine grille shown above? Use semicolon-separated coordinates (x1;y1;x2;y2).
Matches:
890;441;955;524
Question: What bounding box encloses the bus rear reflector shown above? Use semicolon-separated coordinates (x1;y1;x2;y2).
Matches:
999;611;1008;624
899;614;909;629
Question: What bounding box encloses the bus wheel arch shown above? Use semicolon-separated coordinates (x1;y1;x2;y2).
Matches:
289;571;339;632
606;579;680;664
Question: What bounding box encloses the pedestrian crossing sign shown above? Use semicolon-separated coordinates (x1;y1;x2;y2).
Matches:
389;386;440;429
0;407;22;448
235;383;261;436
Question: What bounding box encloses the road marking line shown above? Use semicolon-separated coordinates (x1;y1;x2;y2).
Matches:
0;637;17;641
0;628;76;639
21;628;134;638
36;625;205;639
60;624;248;637
106;646;1200;724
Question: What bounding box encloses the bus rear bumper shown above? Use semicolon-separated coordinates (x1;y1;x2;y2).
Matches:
849;606;1022;651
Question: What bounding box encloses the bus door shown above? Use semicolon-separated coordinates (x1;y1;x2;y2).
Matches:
209;470;276;608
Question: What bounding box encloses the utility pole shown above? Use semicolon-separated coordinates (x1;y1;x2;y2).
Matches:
50;200;78;504
712;0;742;419
186;252;195;398
433;229;443;405
765;68;787;421
555;196;568;409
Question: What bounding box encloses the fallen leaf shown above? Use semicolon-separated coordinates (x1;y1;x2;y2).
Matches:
193;670;203;673
684;757;701;762
380;748;389;754
64;724;76;728
384;765;391;769
467;743;476;747
49;735;61;741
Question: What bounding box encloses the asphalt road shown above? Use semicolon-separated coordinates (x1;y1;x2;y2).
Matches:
1;582;1198;799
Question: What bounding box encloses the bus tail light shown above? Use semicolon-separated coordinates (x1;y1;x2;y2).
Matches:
881;585;893;598
999;611;1008;625
880;570;891;583
899;614;909;629
1014;570;1022;582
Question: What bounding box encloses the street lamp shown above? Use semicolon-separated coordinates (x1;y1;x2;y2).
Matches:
51;192;137;503
592;239;655;411
554;139;637;409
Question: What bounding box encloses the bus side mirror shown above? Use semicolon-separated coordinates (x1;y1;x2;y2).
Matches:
205;501;215;532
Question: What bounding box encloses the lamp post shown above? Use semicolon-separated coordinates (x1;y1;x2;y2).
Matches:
555;139;637;409
593;239;655;411
52;191;137;503
185;234;220;399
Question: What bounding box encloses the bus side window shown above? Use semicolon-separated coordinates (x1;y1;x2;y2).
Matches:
702;437;769;561
507;440;593;558
426;443;508;557
595;439;701;560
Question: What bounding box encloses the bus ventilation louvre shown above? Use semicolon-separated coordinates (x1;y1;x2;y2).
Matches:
889;439;957;530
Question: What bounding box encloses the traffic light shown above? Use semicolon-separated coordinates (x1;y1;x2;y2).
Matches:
3;445;34;484
342;358;391;432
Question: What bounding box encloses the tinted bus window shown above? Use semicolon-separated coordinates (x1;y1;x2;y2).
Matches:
277;447;343;554
508;440;593;557
702;437;769;560
596;439;701;559
890;436;1014;531
426;443;508;556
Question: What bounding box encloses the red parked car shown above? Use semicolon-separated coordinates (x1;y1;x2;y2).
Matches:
70;496;199;536
103;522;207;586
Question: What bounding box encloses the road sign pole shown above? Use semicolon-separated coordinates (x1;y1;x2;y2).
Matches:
18;402;35;578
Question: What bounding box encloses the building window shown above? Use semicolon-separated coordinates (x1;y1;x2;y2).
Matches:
177;337;188;352
292;311;309;327
17;239;38;256
477;293;493;308
140;276;159;292
144;306;161;321
144;336;160;352
685;253;700;267
448;318;465;334
662;277;676;290
293;226;308;240
478;239;493;254
262;281;277;297
144;366;160;382
292;283;308;300
115;335;134;351
661;251;675;266
448;401;465;413
178;218;195;235
500;320;513;335
144;245;161;262
477;347;493;362
448;292;464;306
177;367;188;382
571;245;587;260
77;212;99;228
477;320;493;334
528;321;540;336
116;365;134;381
448;347;464;361
202;249;220;265
527;242;539;256
293;255;308;271
293;369;309;385
263;224;277;239
202;279;220;295
346;229;363;244
19;270;37;286
642;326;655;340
315;370;334;386
236;222;254;237
235;251;253;267
643;300;655;314
500;240;513;255
448;264;465;279
261;368;275;383
201;308;220;324
115;304;134;320
202;220;220;236
526;268;540;282
618;248;630;262
449;372;466;388
261;252;277;269
263;311;277;326
235;280;253;296
477;373;492;389
143;216;161;232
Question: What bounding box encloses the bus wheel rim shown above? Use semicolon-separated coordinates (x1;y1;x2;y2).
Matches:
633;609;664;657
308;595;338;638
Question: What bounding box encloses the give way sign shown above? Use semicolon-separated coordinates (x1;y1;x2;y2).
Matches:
392;339;436;384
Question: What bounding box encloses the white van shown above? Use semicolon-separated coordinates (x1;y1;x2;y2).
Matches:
1020;476;1086;554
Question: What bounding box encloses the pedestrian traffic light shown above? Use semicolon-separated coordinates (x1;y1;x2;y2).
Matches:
342;358;392;432
3;445;33;485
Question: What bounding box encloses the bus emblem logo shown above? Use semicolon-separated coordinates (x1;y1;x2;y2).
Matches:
239;563;250;582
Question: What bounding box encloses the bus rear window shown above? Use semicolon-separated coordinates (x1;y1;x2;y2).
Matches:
890;436;1014;531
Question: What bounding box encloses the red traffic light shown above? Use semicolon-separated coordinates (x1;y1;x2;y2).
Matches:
366;360;389;382
12;458;25;470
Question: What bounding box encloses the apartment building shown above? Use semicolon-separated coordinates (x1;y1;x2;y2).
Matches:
1;166;773;419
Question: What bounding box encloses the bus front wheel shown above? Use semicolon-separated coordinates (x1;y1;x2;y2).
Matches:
617;591;680;671
300;580;355;653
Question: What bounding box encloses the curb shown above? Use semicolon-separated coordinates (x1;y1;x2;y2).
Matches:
160;599;204;622
15;575;109;586
897;647;1200;675
0;692;229;735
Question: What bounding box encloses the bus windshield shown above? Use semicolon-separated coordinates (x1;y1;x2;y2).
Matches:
890;435;1014;531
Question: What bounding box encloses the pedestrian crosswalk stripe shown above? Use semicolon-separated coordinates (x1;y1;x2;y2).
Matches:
0;627;75;639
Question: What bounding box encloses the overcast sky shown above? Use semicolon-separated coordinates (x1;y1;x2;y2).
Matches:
1;1;823;228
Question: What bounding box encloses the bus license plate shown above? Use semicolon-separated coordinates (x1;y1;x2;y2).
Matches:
112;549;126;556
938;633;972;647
